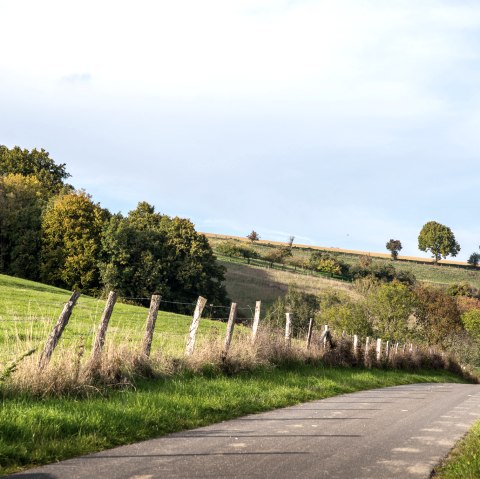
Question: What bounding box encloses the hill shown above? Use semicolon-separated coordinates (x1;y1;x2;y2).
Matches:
205;234;480;309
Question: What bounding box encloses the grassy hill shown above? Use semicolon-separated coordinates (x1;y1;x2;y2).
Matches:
221;260;357;314
0;274;229;364
206;234;480;293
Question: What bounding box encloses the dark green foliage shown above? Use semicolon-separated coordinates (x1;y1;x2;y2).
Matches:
100;202;228;311
0;145;70;194
0;175;46;280
386;239;402;260
468;252;480;268
265;286;319;336
418;221;460;263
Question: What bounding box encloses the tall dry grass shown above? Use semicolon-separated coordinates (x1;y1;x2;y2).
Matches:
1;325;475;398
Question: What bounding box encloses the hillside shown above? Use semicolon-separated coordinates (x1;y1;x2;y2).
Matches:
0;274;229;363
206;234;480;305
221;260;357;314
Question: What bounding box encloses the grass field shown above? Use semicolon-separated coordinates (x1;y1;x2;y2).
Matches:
208;235;480;289
221;260;357;313
0;274;231;364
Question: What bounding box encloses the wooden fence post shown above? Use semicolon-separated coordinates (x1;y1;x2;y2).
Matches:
251;300;261;344
142;294;162;357
323;325;329;348
285;313;293;347
38;291;81;369
306;318;314;349
353;334;358;357
222;303;238;359
91;291;117;362
376;338;382;362
185;296;208;356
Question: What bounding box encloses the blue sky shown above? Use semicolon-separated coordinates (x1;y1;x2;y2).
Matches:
1;0;480;260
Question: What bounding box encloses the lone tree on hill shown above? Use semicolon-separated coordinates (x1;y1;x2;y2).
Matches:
386;239;402;260
247;230;260;243
418;221;460;264
468;250;480;268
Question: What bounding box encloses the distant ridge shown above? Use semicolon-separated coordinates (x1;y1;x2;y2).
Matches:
202;232;471;267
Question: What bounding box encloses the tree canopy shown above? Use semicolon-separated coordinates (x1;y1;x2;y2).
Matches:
386;239;402;260
418;221;460;263
0;145;70;194
100;202;228;311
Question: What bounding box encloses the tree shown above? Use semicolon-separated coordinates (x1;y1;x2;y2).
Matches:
461;309;480;341
318;291;372;337
100;202;228;311
265;286;319;336
287;236;295;248
41;191;105;293
0;145;70;194
418;221;460;263
468;251;480;268
386;239;402;260
414;284;463;347
247;230;260;243
366;281;416;342
0;174;47;279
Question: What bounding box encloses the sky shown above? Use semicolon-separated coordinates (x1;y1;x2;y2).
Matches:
1;0;480;260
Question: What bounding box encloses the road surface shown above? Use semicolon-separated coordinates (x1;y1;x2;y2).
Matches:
9;383;480;479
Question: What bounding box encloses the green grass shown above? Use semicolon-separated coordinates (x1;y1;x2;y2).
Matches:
0;364;466;476
0;274;229;363
434;420;480;478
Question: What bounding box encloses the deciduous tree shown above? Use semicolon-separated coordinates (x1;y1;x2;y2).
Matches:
386;239;402;260
418;221;460;263
0;145;70;194
41;191;105;293
0;174;46;279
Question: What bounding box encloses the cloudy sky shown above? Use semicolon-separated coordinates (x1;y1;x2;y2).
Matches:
1;0;480;260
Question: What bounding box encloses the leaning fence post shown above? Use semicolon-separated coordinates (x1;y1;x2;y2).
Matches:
38;291;81;369
142;294;162;357
251;300;261;344
323;325;329;348
222;303;238;359
353;334;359;357
376;338;382;362
285;313;293;347
185;296;208;356
306;318;314;349
91;291;117;362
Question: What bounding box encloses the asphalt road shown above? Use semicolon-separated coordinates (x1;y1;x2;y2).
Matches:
9;383;480;479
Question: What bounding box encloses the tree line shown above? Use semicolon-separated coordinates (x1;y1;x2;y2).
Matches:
0;145;228;311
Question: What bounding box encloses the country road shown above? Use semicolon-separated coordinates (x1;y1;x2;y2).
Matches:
9;383;480;479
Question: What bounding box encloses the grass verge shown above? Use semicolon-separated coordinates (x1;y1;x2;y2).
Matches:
433;420;480;478
0;364;466;476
